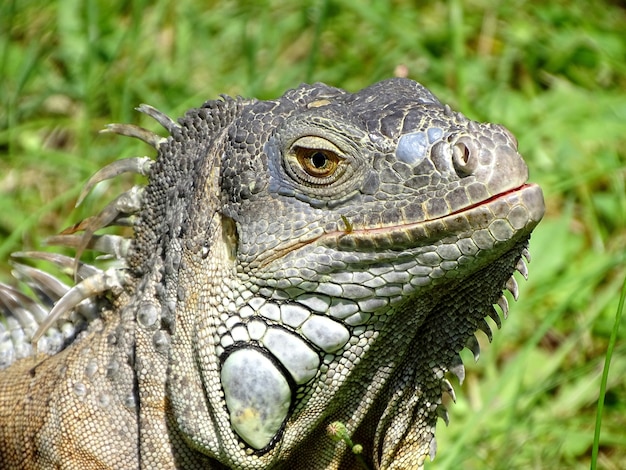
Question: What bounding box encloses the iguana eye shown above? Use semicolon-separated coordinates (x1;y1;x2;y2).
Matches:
296;148;340;178
285;136;347;186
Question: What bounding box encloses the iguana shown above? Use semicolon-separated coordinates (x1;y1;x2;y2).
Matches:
0;78;544;469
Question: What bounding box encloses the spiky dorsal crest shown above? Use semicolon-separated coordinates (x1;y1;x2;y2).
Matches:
0;104;180;369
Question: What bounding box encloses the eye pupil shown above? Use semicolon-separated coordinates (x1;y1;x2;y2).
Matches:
310;152;328;169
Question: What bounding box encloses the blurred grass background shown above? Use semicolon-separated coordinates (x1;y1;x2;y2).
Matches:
1;0;625;468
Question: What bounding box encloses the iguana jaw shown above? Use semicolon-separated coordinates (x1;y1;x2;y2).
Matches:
329;183;544;250
253;183;544;268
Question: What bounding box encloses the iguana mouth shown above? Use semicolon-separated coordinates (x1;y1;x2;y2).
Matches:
445;183;537;218
328;183;544;250
252;184;544;268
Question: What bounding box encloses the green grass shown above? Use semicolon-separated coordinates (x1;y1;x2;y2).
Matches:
1;0;625;468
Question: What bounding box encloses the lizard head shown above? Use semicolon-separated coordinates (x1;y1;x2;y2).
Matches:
137;78;544;468
227;78;541;274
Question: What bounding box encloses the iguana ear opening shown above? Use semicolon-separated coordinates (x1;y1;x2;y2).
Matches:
220;215;239;262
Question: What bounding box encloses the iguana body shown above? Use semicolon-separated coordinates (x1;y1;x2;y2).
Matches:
0;78;544;469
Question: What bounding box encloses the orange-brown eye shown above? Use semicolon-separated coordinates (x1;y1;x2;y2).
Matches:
284;136;347;187
296;148;340;178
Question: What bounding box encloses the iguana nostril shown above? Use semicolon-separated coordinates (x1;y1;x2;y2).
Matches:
452;138;477;177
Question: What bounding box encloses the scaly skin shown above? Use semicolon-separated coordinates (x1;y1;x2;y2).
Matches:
0;78;544;469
